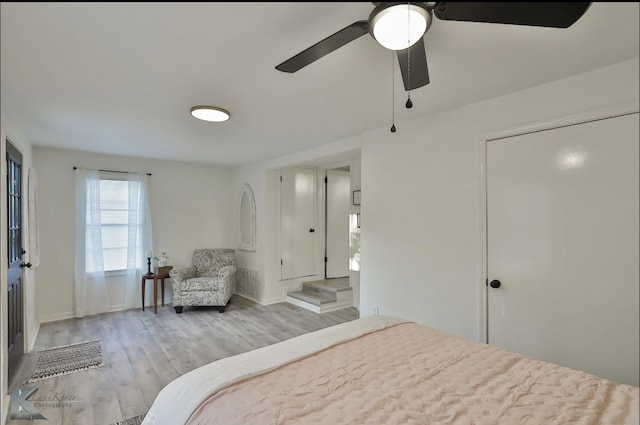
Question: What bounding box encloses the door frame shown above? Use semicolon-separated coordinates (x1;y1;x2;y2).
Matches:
5;137;27;387
1;123;8;415
323;162;351;279
478;100;640;344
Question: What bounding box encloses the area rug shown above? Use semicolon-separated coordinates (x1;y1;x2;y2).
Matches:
110;414;145;425
25;339;104;383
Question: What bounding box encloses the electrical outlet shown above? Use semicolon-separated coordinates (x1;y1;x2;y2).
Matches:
373;306;379;316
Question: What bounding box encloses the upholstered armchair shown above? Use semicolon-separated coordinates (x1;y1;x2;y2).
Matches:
170;248;236;314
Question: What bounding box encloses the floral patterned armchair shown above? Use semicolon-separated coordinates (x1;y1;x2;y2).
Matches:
170;248;236;314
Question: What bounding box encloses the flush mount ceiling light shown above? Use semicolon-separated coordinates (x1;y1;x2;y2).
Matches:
190;106;230;122
370;3;430;51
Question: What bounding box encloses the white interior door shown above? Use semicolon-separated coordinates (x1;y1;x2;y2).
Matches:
326;169;350;278
280;167;315;280
487;112;639;386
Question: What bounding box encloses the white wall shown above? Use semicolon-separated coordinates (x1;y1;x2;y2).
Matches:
33;146;234;322
360;58;640;342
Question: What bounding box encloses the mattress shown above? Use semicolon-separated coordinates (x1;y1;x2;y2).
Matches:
142;316;639;425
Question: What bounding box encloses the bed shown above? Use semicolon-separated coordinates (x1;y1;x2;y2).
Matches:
142;315;639;425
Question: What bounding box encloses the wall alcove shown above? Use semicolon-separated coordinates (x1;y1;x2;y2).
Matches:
239;183;256;251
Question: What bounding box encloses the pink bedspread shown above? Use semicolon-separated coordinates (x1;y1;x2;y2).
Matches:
186;322;639;425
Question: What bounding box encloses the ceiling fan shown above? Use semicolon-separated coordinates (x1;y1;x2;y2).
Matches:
275;2;593;91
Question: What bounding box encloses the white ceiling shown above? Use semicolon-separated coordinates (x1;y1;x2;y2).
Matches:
1;2;638;167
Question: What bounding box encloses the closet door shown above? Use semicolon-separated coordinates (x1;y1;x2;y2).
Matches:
280;167;316;280
486;112;639;386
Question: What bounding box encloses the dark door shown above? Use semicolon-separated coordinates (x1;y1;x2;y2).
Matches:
7;139;24;385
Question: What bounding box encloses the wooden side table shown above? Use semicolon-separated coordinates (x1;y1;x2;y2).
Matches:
141;266;173;314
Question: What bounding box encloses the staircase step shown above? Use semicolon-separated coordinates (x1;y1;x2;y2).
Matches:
303;278;351;294
287;290;336;306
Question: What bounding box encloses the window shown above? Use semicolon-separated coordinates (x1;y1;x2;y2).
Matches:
97;177;135;271
84;172;147;273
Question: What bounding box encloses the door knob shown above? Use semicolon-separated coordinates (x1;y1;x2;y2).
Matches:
309;228;315;233
489;279;501;289
20;262;32;269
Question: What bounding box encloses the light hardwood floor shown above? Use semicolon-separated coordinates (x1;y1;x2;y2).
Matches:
8;296;359;425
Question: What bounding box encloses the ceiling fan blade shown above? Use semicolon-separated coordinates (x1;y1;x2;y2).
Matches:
434;2;592;28
276;20;369;73
396;37;429;91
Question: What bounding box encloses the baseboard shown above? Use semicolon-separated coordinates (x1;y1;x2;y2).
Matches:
234;292;262;304
38;298;175;324
259;295;287;305
137;295;173;311
234;292;286;306
39;311;74;324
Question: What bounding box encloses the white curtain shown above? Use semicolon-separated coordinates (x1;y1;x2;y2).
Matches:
74;169;153;317
123;172;153;309
74;168;108;317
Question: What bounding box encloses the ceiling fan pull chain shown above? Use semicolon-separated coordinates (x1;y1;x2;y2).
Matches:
405;94;413;109
391;51;396;133
405;2;413;109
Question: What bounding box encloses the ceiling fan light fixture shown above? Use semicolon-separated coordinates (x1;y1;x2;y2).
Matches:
190;106;230;122
371;3;430;51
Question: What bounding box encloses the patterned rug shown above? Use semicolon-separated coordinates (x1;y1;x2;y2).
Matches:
110;414;145;425
25;339;104;383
